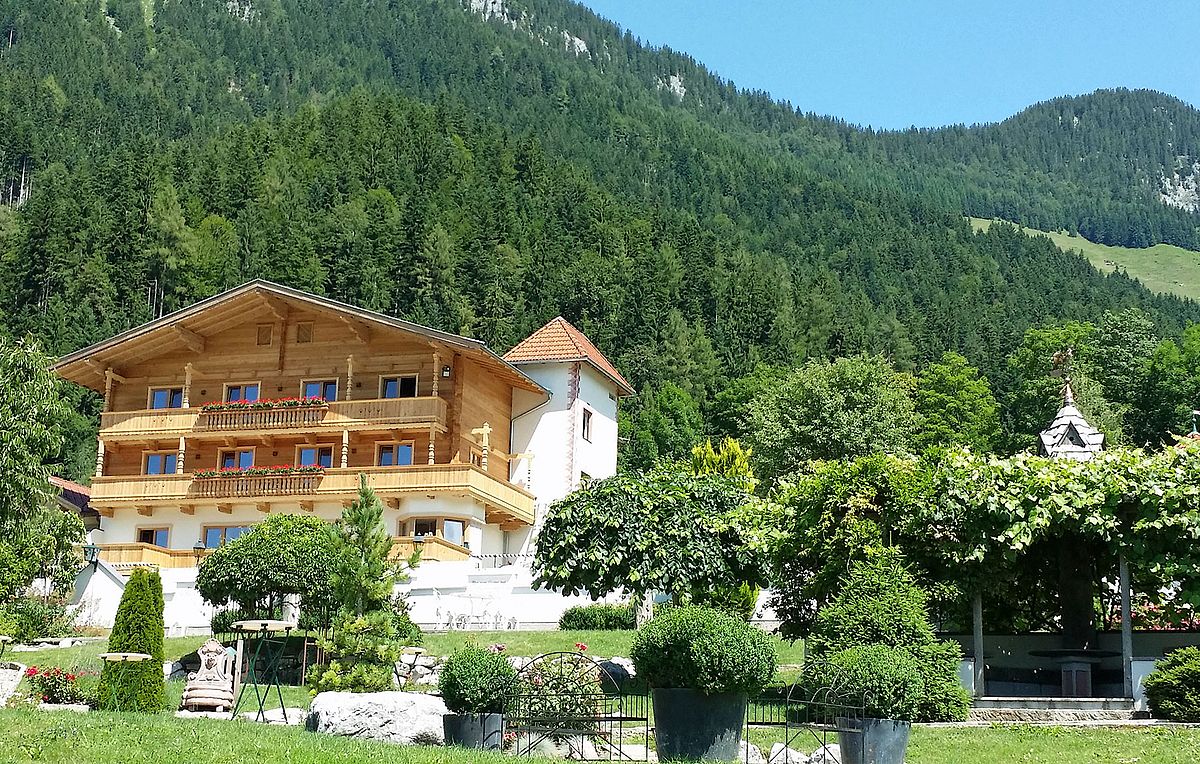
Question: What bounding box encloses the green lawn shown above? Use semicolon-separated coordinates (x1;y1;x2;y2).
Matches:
5;709;1200;764
969;217;1200;301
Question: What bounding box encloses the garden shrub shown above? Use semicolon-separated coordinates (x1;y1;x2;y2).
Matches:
209;606;243;635
97;568;166;712
630;606;776;695
692;582;760;621
805;645;923;722
390;597;422;646
438;645;518;714
558;602;635;631
1143;646;1200;722
308;610;405;694
0;597;75;642
804;551;968;722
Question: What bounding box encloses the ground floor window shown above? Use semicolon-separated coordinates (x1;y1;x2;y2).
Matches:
203;525;251;548
137;527;169;547
411;518;438;538
405;518;467;547
443;519;465;546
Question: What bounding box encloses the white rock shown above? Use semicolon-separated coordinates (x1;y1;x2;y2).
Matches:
742;741;766;764
512;734;598;760
38;703;90;713
241;706;306;725
176;709;230;720
808;744;841;764
307;691;448;745
769;742;809;764
0;663;24;708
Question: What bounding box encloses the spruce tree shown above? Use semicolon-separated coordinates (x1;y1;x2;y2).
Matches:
329;476;399;616
98;567;166;711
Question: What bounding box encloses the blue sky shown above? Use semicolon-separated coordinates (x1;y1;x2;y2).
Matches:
579;0;1200;130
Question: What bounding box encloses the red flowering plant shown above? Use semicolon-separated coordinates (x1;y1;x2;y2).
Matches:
516;651;605;732
200;396;327;413
194;464;326;479
574;642;588;652
24;666;96;706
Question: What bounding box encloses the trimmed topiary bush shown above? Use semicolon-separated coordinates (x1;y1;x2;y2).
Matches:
805;645;923;722
439;646;518;714
559;602;636;631
97;568;166;712
630;606;776;695
804;551;968;722
1143;646;1200;722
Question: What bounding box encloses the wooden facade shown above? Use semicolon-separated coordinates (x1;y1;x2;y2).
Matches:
56;282;545;568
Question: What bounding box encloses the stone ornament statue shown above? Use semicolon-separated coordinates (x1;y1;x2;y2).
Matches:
181;638;236;712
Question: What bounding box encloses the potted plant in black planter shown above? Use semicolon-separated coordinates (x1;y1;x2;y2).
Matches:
439;646;517;749
631;606;776;761
807;645;922;764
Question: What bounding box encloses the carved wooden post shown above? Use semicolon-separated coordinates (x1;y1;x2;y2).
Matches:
176;437;186;475
471;423;492;471
94;440;105;478
182;363;193;408
431;352;440;397
102;368;115;413
345;355;354;401
340;429;350;469
427;424;436;465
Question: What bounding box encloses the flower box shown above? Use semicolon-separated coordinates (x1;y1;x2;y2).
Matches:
199;397;327;413
194;465;325;479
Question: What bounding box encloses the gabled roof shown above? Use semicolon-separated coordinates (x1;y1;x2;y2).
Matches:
51;476;100;531
504;317;634;395
1039;383;1105;461
55;280;545;395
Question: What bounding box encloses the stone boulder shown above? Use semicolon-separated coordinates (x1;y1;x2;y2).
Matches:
741;741;766;764
808;744;841;764
307;691;448;745
768;742;809;764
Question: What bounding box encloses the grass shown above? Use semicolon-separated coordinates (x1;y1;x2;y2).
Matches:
969;216;1200;301
6;710;1200;764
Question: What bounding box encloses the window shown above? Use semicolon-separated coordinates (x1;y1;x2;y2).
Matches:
296;322;313;344
412;518;437;538
256;324;273;346
582;408;593;442
298;445;334;469
137;528;169;547
377;442;414;467
443;519;465;547
301;379;338;401
144;451;178;475
149;387;183;410
204;525;251;548
225;383;260;402
219;449;254;470
381;375;418;399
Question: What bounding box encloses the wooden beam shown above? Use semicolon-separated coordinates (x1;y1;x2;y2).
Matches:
217;503;232;515
180;505;195;516
339;316;371;343
255;502;270;514
173;325;206;353
96;507;114;518
136;506;153;517
258;293;289;321
299;501;314;513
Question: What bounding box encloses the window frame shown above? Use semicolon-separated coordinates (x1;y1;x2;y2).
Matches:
217;447;256;470
375;440;415;467
147;387;184;410
379;374;419;399
136;526;170;548
142;449;179;476
202;524;253;549
223;381;262;403
409;517;439;539
295;444;336;469
581;408;593;443
299;378;339;402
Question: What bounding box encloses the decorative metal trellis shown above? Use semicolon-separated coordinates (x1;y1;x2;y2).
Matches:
505;652;650;761
745;664;867;764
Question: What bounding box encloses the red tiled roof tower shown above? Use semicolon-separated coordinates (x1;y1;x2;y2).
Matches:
505;317;635;395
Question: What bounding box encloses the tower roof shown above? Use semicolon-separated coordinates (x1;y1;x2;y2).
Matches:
505;317;635;395
1039;380;1105;461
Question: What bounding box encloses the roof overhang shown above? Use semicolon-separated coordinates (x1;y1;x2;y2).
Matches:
55;280;546;397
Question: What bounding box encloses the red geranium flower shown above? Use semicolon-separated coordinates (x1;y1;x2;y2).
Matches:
575;642;588;652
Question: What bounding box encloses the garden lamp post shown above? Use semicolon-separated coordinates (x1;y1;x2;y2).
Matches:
82;542;100;568
193;539;206;566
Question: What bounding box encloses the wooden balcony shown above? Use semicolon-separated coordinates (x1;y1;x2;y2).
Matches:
89;464;535;524
98;397;448;440
95;536;468;570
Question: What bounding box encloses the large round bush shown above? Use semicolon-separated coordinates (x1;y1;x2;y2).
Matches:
439;646;518;714
1143;647;1200;721
806;645;923;722
630;606;776;695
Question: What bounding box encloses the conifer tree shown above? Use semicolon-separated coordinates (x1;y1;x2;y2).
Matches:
98;568;166;712
328;476;403;616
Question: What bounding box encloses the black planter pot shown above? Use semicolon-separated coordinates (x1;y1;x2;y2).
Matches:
836;717;911;764
443;713;505;750
652;688;747;761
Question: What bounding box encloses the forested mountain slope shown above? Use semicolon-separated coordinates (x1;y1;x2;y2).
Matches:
1;0;1198;477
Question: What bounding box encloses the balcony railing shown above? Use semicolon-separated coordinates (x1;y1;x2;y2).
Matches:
391;536;471;562
94;537;467;570
99;396;447;439
90;464;535;524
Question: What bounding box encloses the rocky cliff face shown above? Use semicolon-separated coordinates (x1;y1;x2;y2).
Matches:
1161;159;1200;213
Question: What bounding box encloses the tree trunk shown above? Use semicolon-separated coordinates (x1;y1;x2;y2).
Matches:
1058;538;1096;650
636;591;654;628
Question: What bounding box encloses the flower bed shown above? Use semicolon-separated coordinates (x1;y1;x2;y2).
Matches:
25;666;96;706
194;465;325;479
200;397;327;413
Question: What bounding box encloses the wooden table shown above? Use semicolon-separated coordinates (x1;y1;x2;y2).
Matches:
97;652;154;711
